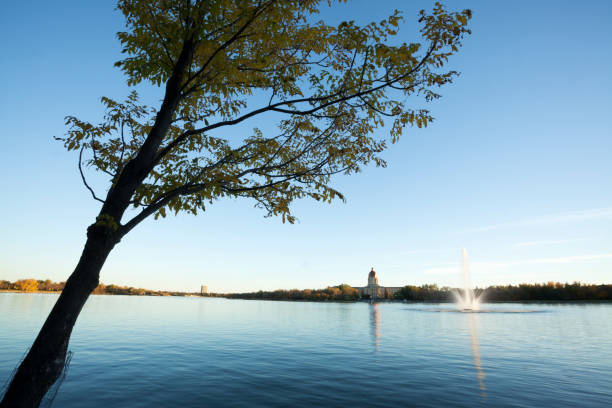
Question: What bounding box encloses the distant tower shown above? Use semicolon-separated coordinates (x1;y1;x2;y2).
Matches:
368;267;379;286
200;285;208;295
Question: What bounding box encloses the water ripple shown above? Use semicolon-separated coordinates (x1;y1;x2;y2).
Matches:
0;295;611;407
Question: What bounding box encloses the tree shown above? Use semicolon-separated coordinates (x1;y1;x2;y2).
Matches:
338;283;358;300
14;279;39;293
0;1;470;406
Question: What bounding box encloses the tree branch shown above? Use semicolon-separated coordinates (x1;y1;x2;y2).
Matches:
180;0;274;94
155;42;436;166
78;147;105;204
119;183;205;237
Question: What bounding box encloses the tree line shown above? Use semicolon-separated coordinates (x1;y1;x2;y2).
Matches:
215;284;360;301
394;282;611;301
2;279;610;301
483;282;612;301
0;279;188;297
1;279;64;293
214;282;611;302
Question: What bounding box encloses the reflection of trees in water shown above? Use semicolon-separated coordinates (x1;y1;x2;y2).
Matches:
369;303;381;351
467;313;486;398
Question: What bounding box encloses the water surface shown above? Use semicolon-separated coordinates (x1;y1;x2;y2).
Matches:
1;294;611;407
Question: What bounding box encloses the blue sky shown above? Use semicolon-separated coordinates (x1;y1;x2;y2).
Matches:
1;0;611;292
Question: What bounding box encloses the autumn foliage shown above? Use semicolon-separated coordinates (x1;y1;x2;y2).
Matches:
221;283;360;301
13;279;39;292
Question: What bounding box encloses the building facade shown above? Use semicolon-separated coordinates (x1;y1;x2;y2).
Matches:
356;268;401;300
200;285;208;295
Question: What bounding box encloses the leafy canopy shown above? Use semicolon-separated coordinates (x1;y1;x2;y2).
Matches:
58;0;471;232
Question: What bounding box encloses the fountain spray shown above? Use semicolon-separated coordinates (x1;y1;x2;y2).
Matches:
455;248;482;311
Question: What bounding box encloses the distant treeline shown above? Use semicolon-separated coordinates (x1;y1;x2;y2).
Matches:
391;282;611;302
214;282;612;302
1;279;64;292
216;284;450;302
0;279;189;297
2;279;611;301
482;282;611;301
214;284;359;301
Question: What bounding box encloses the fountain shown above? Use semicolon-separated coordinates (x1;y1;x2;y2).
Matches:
415;249;535;315
454;248;484;311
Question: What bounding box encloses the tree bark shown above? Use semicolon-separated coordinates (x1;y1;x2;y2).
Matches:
0;223;117;408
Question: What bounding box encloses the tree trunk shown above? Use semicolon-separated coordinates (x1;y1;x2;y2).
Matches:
1;223;117;408
0;26;193;408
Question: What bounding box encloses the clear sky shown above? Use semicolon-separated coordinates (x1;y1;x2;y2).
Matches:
1;0;611;292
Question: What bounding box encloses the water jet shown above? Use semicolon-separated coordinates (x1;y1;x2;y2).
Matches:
453;248;484;311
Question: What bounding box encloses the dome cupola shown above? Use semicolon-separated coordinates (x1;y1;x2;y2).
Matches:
367;267;379;286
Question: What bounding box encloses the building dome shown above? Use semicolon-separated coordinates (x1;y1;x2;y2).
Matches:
367;267;379;287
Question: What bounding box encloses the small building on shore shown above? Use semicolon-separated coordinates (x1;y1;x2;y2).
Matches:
201;285;208;295
357;268;401;300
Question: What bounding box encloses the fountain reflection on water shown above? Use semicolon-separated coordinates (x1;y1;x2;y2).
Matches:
467;313;486;397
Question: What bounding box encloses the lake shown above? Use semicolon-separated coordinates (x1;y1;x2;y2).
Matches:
1;294;611;407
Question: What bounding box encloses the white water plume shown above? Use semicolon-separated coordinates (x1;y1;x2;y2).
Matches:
453;248;484;311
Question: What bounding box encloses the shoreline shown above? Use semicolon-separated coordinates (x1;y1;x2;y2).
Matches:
2;290;610;304
0;289;191;297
